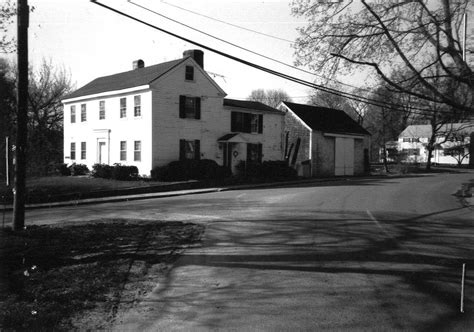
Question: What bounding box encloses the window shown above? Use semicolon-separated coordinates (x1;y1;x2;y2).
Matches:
120;98;126;118
179;96;201;119
179;139;200;160
134;95;141;117
81;104;86;122
120;141;127;161
247;143;262;163
134;140;141;161
403;148;419;156
185;65;194;81
70;142;76;160
231;112;263;134
99;100;105;120
81;142;86;159
70;106;76;123
403;137;420;143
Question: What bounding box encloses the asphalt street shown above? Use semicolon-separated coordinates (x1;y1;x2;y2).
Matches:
3;171;474;331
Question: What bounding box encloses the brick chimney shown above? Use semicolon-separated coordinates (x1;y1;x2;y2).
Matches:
133;59;145;70
183;50;204;69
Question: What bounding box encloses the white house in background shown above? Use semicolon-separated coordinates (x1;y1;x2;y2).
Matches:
279;101;371;177
62;50;284;175
397;123;473;165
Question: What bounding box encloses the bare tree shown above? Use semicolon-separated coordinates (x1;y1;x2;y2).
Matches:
0;58;16;179
0;0;15;53
291;0;473;114
248;89;292;108
27;59;74;175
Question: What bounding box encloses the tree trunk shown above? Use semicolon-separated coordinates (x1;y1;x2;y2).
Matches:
382;143;389;173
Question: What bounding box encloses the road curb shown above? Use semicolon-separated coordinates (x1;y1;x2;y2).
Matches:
0;177;352;212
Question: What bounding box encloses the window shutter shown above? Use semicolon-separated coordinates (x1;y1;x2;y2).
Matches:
258;114;263;133
244;113;252;133
195;97;201;119
231;112;237;132
179;139;186;160
258;143;263;163
179;95;186;118
194;140;200;160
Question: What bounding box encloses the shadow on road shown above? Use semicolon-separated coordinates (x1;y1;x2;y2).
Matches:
139;207;474;331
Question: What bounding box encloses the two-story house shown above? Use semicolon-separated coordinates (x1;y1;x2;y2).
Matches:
62;50;284;175
398;123;473;164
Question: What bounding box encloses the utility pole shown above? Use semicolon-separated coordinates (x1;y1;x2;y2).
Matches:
12;0;29;231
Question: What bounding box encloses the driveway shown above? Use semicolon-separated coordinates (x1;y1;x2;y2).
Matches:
4;171;474;330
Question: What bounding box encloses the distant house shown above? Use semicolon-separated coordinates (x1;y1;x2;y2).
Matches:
397;123;473;165
279;101;371;177
62;50;284;175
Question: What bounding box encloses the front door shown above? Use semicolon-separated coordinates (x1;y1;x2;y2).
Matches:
98;141;107;164
223;143;232;169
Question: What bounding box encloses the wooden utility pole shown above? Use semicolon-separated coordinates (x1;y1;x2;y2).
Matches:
12;0;29;231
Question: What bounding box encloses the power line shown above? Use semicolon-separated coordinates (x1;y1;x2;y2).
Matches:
90;1;448;116
131;0;383;96
159;0;294;43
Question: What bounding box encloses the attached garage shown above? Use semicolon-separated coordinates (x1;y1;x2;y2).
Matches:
280;101;371;177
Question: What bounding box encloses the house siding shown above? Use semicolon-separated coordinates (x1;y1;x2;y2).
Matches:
63;89;153;175
283;108;311;175
150;58;228;168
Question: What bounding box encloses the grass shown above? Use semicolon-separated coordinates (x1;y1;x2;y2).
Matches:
0;176;194;204
0;219;204;330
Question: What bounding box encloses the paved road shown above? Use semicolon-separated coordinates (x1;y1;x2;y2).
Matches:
4;171;474;330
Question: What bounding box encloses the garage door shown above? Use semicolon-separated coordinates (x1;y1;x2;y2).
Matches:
335;137;354;176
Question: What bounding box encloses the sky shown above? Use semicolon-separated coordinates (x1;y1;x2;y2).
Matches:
2;0;365;103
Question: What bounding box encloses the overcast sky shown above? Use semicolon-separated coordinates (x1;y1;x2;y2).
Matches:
3;0;369;102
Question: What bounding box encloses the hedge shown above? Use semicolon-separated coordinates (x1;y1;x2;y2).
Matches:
151;159;231;181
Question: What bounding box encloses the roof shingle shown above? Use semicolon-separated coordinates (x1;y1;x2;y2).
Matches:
282;101;371;136
64;59;186;100
223;98;282;114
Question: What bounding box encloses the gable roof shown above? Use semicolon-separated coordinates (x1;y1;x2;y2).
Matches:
64;58;186;100
399;123;474;138
223;98;283;114
282;101;371;136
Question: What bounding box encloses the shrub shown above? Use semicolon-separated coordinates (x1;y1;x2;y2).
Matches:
111;164;139;181
236;160;297;179
69;163;89;176
92;163;113;179
151;159;232;182
55;163;71;176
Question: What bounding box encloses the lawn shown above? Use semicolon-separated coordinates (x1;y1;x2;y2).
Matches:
0;176;197;204
0;219;204;330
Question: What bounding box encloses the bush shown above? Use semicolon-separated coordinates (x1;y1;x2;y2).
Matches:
151;159;232;182
236;160;297;179
92;163;113;179
111;164;139;181
55;163;71;176
92;163;138;181
69;163;89;176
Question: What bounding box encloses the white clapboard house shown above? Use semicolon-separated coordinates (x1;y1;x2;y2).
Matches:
62;50;284;175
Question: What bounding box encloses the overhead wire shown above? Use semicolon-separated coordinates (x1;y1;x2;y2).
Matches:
90;0;447;116
159;0;294;43
131;0;387;98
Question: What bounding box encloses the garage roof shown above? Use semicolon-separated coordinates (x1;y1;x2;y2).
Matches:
282;101;371;136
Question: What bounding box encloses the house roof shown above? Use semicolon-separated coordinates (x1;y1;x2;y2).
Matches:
64;58;186;100
217;133;247;143
399;123;474;138
281;101;371;136
223;98;283;114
